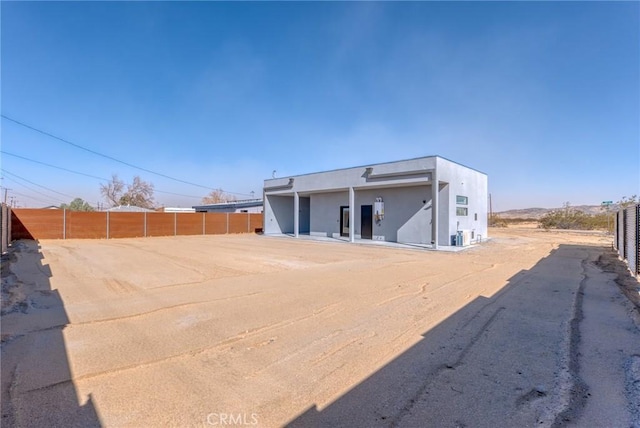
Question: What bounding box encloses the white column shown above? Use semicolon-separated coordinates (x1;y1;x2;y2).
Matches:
349;187;355;243
431;169;439;249
293;192;299;238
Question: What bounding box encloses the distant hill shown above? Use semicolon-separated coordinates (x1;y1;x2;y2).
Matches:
496;204;619;220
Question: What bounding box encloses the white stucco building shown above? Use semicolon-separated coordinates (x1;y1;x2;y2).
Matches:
263;156;487;248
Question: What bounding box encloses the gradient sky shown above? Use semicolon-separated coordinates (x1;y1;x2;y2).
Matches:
2;1;638;211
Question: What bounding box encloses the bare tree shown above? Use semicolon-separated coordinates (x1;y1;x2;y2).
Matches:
120;176;155;209
202;189;236;204
100;175;155;209
100;174;125;207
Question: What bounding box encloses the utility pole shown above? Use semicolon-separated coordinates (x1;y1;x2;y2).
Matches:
489;193;493;225
601;200;613;234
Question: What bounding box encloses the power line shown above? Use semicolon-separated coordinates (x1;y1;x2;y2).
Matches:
2;150;210;201
1;115;253;196
2;169;75;199
2;150;108;181
5;185;66;205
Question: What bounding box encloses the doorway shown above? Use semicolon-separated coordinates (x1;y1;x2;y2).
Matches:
361;205;373;239
340;206;350;237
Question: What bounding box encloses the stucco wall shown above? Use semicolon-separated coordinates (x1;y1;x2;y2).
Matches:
309;186;434;243
436;158;488;243
264;195;294;234
310;192;348;238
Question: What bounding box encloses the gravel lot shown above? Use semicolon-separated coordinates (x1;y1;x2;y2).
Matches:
2;229;639;427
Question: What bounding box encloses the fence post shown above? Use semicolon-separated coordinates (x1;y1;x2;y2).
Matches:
174;212;177;236
636;204;640;276
106;211;110;239
144;211;147;237
226;212;229;234
202;212;205;235
63;208;66;239
7;206;10;245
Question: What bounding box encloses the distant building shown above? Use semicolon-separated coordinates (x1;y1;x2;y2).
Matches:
263;156;487;248
106;205;155;212
158;207;196;213
193;199;263;214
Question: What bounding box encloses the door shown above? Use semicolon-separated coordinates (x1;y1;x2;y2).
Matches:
361;205;373;239
340;206;350;237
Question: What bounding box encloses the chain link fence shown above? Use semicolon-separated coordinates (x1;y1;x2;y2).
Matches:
614;203;640;277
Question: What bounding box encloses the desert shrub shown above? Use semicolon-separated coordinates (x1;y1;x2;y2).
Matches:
489;215;508;227
539;209;613;231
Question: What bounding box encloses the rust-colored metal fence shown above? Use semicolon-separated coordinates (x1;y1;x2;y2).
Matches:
11;209;263;241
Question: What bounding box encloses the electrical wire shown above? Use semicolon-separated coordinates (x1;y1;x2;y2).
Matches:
2;150;209;200
2;169;76;199
2;150;109;181
2;115;253;197
3;179;67;205
9;190;59;206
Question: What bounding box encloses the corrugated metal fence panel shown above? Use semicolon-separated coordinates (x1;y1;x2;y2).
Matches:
228;213;250;234
249;213;263;233
146;213;176;237
11;209;64;239
109;212;145;238
176;213;202;236
66;212;108;239
204;213;227;235
625;205;637;275
7;209;263;240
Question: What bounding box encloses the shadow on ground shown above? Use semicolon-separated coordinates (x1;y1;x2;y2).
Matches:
1;240;101;427
286;243;629;428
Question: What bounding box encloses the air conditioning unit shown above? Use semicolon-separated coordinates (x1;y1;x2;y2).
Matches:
456;230;472;247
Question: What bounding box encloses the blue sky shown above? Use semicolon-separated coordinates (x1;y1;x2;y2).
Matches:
2;2;638;211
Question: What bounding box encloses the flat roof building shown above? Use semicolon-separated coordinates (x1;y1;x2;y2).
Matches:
263;156;487;248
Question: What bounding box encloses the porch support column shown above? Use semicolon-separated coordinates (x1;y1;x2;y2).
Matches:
349;186;355;243
431;169;439;249
293;191;299;238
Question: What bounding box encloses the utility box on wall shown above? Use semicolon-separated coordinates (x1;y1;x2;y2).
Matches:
374;198;384;221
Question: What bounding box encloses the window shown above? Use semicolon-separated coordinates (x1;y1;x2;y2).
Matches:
456;207;468;216
456;195;468;205
474;213;478;221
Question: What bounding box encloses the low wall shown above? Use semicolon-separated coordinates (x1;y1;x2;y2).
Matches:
11;209;263;241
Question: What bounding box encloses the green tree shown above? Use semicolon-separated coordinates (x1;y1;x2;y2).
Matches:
60;198;95;212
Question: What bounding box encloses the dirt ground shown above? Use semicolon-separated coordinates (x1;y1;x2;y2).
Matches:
2;228;639;427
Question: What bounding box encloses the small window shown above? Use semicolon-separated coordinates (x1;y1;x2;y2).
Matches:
456;207;468;216
456;195;468;205
474;213;478;221
240;210;248;213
